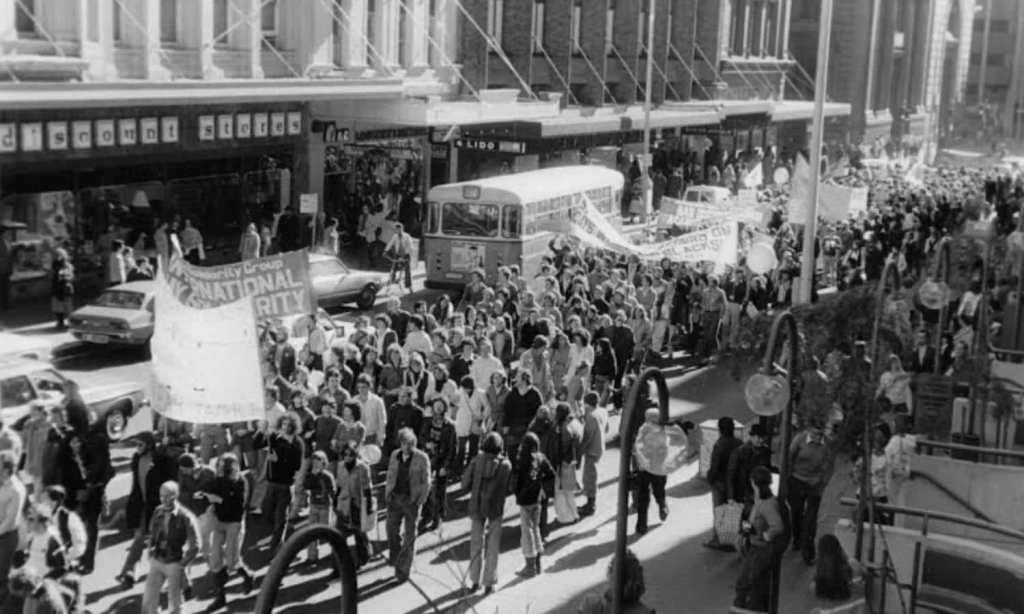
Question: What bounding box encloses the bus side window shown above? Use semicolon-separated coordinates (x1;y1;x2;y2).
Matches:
502;205;521;239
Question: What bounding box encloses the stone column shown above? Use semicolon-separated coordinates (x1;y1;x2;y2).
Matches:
338;0;369;71
198;0;217;78
741;0;751;56
301;0;334;71
404;0;430;69
239;0;264;78
874;0;897;114
374;0;400;70
141;0;171;79
895;0;917;112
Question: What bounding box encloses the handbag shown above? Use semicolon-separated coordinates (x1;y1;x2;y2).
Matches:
714;501;745;546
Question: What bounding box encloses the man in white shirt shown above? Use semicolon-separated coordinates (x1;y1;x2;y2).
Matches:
469;339;505;393
354;374;387;448
384;222;414;289
403;315;433;359
0;450;27;602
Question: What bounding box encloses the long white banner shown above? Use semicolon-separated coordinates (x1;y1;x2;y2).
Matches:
149;270;265;424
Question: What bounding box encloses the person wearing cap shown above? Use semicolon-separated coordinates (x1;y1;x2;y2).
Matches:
726;423;772;511
787;418;834;565
175;453;216;561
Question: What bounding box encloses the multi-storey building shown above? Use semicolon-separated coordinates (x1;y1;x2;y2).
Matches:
965;0;1024;135
449;0;849;178
0;0;560;303
790;0;976;155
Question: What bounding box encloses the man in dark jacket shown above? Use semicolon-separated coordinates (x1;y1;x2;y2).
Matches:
419;401;456;532
461;432;511;594
276;206;301;253
387;387;424;459
704;417;742;550
254;415;304;552
726;423;771;508
140;481;200;614
116;432;176;587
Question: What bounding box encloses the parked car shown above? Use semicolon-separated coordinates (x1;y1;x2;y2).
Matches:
0;331;53;363
309;253;387;311
0;357;147;439
68;281;155;346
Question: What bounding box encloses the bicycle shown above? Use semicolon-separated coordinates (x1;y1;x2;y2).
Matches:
383;252;411;296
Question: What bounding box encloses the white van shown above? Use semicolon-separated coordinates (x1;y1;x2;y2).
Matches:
679;185;733;208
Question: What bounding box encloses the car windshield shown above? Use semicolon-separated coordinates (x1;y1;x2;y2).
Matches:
309;258;348;278
27;369;66;395
95;290;145;309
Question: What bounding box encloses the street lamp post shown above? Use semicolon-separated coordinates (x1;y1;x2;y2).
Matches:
797;0;834;305
747;310;801;614
641;0;656;223
612;367;670;612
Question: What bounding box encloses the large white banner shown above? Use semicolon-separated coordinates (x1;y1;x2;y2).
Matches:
150;270;264;424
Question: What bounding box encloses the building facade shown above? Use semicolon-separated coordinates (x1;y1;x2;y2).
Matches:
965;0;1024;136
451;0;846;180
0;0;564;302
790;0;976;157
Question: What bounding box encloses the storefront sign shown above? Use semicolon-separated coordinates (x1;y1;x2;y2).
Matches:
236;114;251;138
322;124;351;142
198;116;216;141
164;249;315;320
20;123;43;151
140;118;159;144
0;124;15;152
299;193;318;215
356;127;424;141
454;138;527;154
95;120;115;147
217;114;234;139
161;117;178;143
253;113;269;137
118;119;137;145
270;112;286;136
46;122;68;150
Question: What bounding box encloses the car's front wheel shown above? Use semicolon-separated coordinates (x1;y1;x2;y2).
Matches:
355;285;378;311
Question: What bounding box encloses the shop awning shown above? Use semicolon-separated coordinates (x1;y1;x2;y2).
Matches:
770;100;852;122
530;105;723;138
0;78;407;110
311;90;563;127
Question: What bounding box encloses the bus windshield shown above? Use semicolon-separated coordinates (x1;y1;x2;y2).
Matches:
441;202;500;238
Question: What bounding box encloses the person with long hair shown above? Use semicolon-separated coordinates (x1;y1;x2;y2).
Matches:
575;548;655;613
812;534;861;602
202;453;255;611
461;431;511;595
514;431;554;578
733;466;789;611
876;354;912;417
335;441;374;568
552;403;583;525
419;398;456;532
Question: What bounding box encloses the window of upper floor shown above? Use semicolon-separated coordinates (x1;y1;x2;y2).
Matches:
487;0;504;51
571;1;582;54
605;6;614;56
113;0;122;43
213;0;230;46
262;0;279;48
532;1;545;54
160;0;179;45
15;0;37;38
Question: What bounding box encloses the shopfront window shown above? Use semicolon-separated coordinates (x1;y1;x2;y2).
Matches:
501;204;521;238
1;191;76;279
441;202;499;238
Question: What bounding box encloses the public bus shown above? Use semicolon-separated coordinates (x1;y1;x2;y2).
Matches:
423;166;625;289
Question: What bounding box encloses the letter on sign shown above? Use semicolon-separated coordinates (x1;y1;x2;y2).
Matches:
198;116;216;141
21;123;43;151
118;119;138;145
217;114;234;139
253;113;269;137
161;117;179;143
47;122;69;151
236;114;252;138
95;120;115;147
286;112;302;135
72;121;92;149
0;124;16;153
140;118;159;144
270;112;286;136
